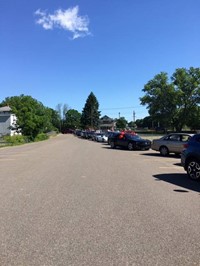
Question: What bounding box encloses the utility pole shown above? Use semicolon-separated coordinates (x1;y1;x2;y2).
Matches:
133;111;135;122
119;112;120;118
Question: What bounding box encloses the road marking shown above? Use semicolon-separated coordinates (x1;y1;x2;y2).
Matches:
159;166;183;169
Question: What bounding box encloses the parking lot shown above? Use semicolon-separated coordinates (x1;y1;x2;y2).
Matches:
0;134;200;265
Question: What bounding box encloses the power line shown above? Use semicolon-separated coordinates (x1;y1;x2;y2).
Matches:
100;106;142;111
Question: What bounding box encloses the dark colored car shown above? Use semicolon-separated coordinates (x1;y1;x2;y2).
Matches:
181;134;200;180
107;131;119;145
87;131;95;140
109;133;151;151
74;130;82;137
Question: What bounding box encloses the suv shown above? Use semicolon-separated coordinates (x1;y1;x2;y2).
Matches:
181;134;200;180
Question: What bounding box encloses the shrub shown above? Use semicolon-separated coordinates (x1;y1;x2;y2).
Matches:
3;135;27;145
34;133;49;142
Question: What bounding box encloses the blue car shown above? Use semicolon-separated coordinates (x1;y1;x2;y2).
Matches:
181;134;200;180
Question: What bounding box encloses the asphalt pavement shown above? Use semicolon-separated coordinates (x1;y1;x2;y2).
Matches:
0;134;200;265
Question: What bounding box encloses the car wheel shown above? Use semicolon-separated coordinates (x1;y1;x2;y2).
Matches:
110;141;116;149
159;146;169;156
187;159;200;181
128;142;134;151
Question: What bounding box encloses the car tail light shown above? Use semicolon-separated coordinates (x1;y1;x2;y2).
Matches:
183;143;189;149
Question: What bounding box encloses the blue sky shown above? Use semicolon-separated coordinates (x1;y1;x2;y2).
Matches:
1;0;200;122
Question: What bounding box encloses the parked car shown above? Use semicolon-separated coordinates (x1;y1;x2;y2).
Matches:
74;130;82;137
151;133;193;156
109;133;151;151
95;133;108;142
91;132;101;141
87;131;95;140
107;131;119;145
80;131;88;139
181;134;200;180
62;129;74;134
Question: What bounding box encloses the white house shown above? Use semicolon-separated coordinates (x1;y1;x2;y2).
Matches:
0;106;20;137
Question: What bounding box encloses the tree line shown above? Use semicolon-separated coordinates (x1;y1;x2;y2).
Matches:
0;92;101;140
1;67;200;140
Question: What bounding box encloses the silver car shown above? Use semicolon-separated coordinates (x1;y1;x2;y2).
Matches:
151;133;193;156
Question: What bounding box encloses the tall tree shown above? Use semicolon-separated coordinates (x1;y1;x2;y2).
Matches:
56;103;69;132
81;92;101;129
64;109;81;129
0;95;58;139
46;107;60;131
140;72;177;132
171;67;200;131
63;104;69;119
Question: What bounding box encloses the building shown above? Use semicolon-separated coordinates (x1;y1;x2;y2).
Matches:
0;106;20;137
99;115;116;131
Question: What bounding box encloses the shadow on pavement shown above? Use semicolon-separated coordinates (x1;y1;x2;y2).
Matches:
101;146;133;152
153;173;200;193
141;152;181;159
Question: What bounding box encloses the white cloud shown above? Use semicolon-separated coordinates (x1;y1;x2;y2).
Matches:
35;6;90;39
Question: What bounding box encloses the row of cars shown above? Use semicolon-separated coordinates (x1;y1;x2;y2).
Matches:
75;130;109;142
75;130;200;181
76;130;152;150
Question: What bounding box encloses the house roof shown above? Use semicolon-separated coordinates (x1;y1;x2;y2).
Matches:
100;115;113;121
100;115;110;119
0;106;12;112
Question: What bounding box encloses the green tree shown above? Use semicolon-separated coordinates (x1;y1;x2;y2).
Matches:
46;107;60;131
116;117;127;130
171;67;200;131
128;121;136;129
140;72;177;132
64;109;81;129
81;92;101;129
186;106;200;130
135;116;157;129
140;68;200;132
135;119;144;128
0;95;56;139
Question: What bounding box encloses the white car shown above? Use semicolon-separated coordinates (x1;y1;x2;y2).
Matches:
95;133;108;142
